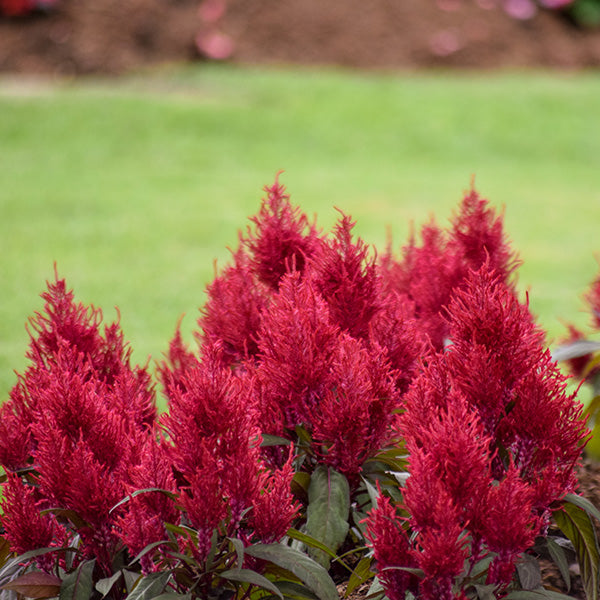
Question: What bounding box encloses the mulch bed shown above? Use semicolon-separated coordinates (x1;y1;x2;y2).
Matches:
2;0;600;74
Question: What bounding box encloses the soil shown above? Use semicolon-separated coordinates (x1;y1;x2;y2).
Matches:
2;0;600;75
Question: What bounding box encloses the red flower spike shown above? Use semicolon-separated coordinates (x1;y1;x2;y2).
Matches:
116;433;180;572
26;275;126;384
179;458;227;562
161;342;259;481
0;475;59;557
199;248;269;366
444;265;546;440
309;212;381;339
369;291;426;396
476;465;542;587
401;390;492;525
313;335;401;478
398;222;461;349
0;387;33;471
365;494;418;600
243;173;322;289
448;187;520;286
500;357;588;509
250;452;299;543
416;523;469;600
158;322;201;397
256;272;341;429
398;353;454;449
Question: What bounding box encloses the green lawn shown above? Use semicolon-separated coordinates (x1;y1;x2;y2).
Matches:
1;65;600;400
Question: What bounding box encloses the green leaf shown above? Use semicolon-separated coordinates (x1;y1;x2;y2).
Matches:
227;537;245;569
274;581;319;600
305;466;350;569
366;576;384;599
40;508;90;531
505;590;576;599
472;584;497;600
95;571;123;598
149;594;192;600
345;556;374;597
551;341;600;363
516;554;541;591
286;529;338;562
59;559;96;600
125;571;171;600
109;488;178;515
546;537;571;592
554;502;599;600
245;543;338;600
1;571;62;599
220;568;283;599
292;472;311;496
361;477;380;510
564;493;600;524
128;539;175;567
261;435;292;447
294;426;312;446
0;537;12;567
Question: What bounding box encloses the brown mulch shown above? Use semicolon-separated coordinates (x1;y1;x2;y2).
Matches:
2;0;600;75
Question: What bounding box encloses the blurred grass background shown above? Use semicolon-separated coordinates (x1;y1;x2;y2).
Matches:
1;65;600;400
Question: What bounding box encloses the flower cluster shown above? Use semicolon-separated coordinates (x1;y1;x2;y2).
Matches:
367;264;588;598
0;177;593;600
196;176;423;479
0;273;299;590
0;274;156;574
379;186;519;351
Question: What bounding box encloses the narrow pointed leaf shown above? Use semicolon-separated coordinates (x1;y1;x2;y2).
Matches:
245;543;338;600
286;529;337;561
128;539;176;567
516;554;541;590
95;571;123;598
274;581;319;600
361;477;380;510
150;594;192;600
125;571;171;600
260;435;292;447
345;556;374;597
473;584;497;600
546;537;571;592
1;571;62;599
227;537;245;569
564;493;600;524
505;590;576;599
220;568;283;599
110;488;178;515
305;466;349;569
554;502;599;600
551;341;600;362
59;559;95;600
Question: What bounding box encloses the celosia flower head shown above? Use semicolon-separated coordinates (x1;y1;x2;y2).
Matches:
311;334;400;478
448;186;520;285
365;494;418;600
0;474;62;557
256;272;341;430
199;248;270;366
309;212;381;339
243;173;322;289
0;274;158;575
